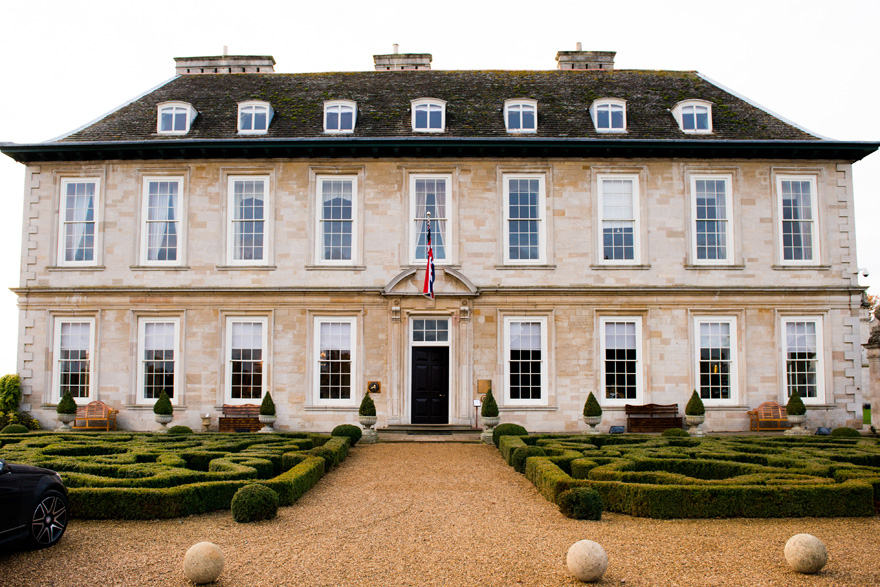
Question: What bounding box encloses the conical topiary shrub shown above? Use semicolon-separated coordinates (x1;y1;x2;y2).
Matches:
56;391;77;415
583;392;602;418
153;391;173;415
359;391;376;417
481;388;499;418
685;389;705;416
260;391;276;416
786;390;806;416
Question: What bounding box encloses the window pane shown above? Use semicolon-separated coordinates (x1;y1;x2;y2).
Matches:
695;179;728;261
415;105;427;128
610;106;624;129
63;182;96;262
781;181;814;261
509;321;542;400
59;322;90;399
233;180;265;261
321;179;353;260
429;106;442;129
522;107;535;129
160;110;174;132
230;321;263;400
785;321;818;399
698;322;732;400
327;110;339;130
602;179;634;260
143;322;175;400
414;178;447;260
695;106;709;130
508;108;521;130
597;107;609;129
508;178;540;260
604;321;637;399
319;321;352;400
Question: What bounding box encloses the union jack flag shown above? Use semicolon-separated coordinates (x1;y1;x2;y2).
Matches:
423;217;435;299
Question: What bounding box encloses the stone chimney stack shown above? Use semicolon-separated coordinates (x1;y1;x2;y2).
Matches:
373;46;432;71
174;55;276;75
555;45;615;71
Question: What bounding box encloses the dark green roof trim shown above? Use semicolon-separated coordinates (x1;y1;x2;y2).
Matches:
2;137;877;163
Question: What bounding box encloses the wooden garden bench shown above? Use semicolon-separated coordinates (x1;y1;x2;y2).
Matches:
625;403;684;433
219;404;261;432
748;401;791;431
72;400;118;431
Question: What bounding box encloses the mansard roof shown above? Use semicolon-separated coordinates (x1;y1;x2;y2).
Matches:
3;69;878;162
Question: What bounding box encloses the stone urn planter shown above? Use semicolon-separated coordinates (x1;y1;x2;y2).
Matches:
685;414;706;437
200;414;212;433
481;415;501;444
785;414;809;435
583;415;603;435
359;391;378;444
155;413;173;432
258;414;277;433
56;412;76;432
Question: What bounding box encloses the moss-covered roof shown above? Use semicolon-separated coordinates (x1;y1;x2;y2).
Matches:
59;69;818;142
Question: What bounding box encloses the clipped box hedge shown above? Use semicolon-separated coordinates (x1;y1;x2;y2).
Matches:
502;433;880;519
0;431;350;520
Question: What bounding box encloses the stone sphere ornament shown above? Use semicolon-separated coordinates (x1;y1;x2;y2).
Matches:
566;539;608;582
183;541;225;584
784;534;828;574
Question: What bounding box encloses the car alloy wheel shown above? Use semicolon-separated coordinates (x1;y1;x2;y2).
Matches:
30;490;68;548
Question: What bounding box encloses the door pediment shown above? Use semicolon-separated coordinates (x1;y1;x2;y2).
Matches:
383;266;478;297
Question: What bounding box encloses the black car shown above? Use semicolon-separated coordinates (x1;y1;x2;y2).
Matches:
0;458;68;549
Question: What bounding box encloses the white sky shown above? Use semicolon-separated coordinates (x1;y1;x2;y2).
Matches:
0;0;877;375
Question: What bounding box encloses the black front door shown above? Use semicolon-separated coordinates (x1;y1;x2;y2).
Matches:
411;347;449;424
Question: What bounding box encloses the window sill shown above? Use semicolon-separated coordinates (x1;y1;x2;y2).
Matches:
130;265;190;271
494;264;556;270
403;264;461;270
304;406;359;412
305;265;366;271
590;264;651;270
48;265;105;272
685;264;745;270
595;129;628;134
125;404;187;410
499;405;557;412
215;265;277;271
772;265;831;271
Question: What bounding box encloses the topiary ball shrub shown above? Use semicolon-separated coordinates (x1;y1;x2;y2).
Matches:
309;446;338;469
661;428;690;437
167;425;194;435
481;388;499;418
786;390;806;416
493;423;528;447
830;427;861;438
331;424;362;446
511;445;546;473
685;389;705;416
231;483;279;523
0;424;29;434
557;487;604;520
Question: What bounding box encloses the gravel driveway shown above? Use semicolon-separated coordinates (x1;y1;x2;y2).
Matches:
1;443;879;586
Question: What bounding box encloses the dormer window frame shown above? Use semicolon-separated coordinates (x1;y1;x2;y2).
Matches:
590;98;627;133
504;99;538;133
672;99;713;134
237;101;274;135
411;98;446;133
157;102;196;135
323;100;357;134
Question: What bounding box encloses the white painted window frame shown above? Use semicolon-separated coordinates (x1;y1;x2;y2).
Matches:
596;174;641;265
237;101;273;134
690;174;734;265
693;316;738;405
503;99;538;133
136;317;180;406
590;98;627;133
323;100;357;134
141;176;183;266
224;316;269;405
409;316;451;347
52;317;96;404
411;98;446;133
156;101;196;134
776;175;820;265
315;175;358;265
502;173;546;264
672;99;713;134
57;177;100;267
598;316;643;407
226;175;270;266
409;173;452;264
503;315;549;407
312;316;358;407
780;316;826;405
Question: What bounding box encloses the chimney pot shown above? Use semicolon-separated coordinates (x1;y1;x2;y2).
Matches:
393;43;399;54
576;41;582;51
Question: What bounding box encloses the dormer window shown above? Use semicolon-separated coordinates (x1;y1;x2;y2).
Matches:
672;100;712;134
157;102;196;134
238;101;273;134
504;100;537;133
411;98;446;132
324;100;357;133
590;99;626;133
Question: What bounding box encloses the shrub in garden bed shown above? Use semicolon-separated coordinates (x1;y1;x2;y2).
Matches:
1;424;29;434
331;424;362;446
557;487;603;520
492;423;528;447
231;483;279;523
661;428;690;437
511;446;546;473
167;425;194;435
830;427;862;438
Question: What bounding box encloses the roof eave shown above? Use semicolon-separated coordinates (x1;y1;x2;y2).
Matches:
1;137;877;164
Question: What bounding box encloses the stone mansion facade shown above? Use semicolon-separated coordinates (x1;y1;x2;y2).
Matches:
2;49;876;432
